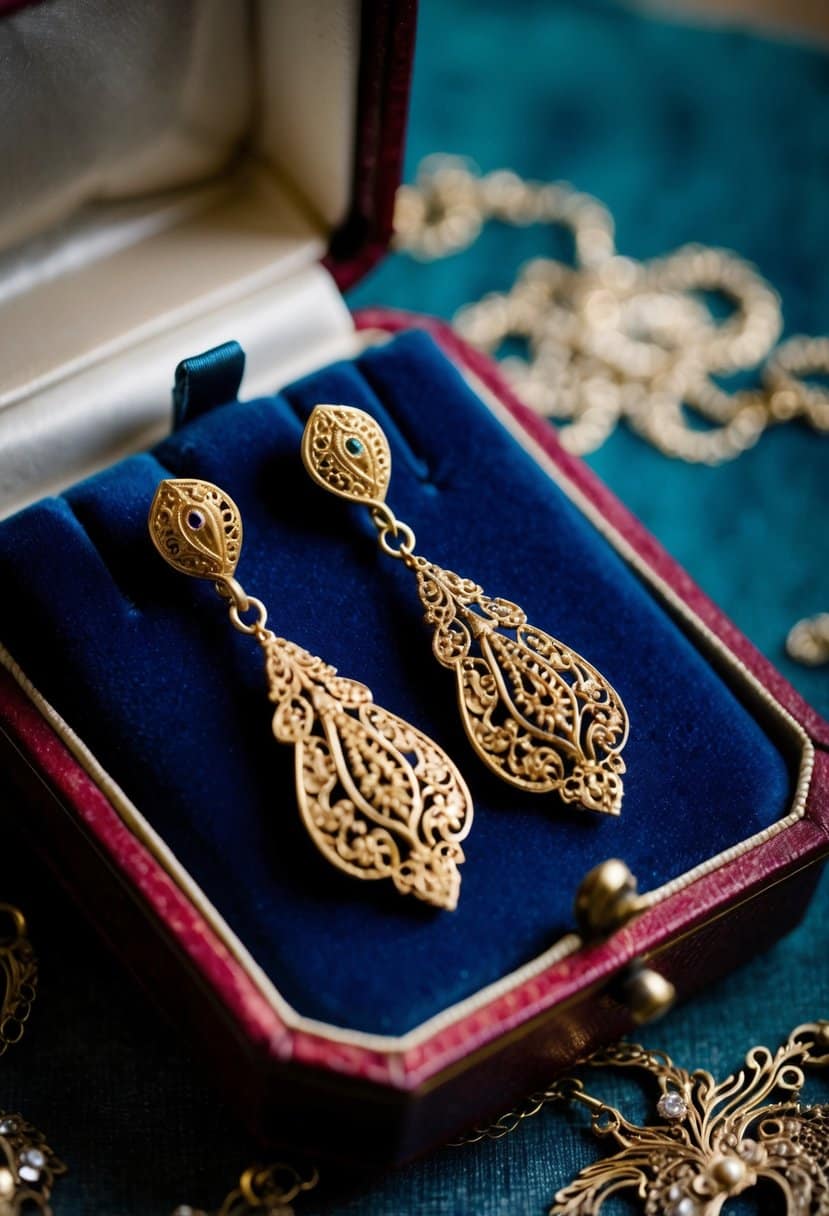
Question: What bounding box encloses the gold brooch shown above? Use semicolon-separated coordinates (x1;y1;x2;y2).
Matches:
458;1021;829;1214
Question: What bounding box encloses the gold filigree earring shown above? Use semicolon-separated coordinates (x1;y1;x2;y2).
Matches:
148;479;472;910
301;406;629;816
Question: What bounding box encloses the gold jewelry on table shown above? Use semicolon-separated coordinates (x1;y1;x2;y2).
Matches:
172;1163;319;1216
0;906;36;1059
148;479;473;910
0;905;66;1215
454;1020;829;1216
394;157;829;464
787;613;829;667
0;1112;66;1216
301;406;629;815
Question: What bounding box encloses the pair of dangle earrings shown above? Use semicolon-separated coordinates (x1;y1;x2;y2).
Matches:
148;406;628;913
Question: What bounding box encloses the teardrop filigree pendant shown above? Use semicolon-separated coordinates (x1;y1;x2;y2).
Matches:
148;479;472;910
412;558;628;813
301;405;629;816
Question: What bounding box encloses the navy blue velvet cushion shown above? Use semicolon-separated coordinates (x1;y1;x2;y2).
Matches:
0;332;792;1034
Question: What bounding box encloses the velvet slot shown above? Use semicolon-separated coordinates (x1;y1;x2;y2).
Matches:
0;331;792;1035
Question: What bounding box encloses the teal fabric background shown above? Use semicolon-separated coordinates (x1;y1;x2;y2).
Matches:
0;1;827;1212
346;3;829;1211
350;0;829;725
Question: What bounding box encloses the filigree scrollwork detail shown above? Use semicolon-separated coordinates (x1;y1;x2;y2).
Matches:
148;478;472;910
263;635;472;910
0;905;37;1058
300;404;392;506
149;480;242;581
300;405;630;816
552;1022;829;1215
410;557;629;815
0;1111;66;1216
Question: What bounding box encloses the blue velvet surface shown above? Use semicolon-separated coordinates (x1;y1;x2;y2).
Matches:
0;331;791;1035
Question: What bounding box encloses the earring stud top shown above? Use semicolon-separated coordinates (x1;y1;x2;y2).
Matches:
148;479;242;583
301;404;392;507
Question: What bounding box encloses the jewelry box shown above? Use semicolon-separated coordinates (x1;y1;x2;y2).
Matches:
0;0;827;1169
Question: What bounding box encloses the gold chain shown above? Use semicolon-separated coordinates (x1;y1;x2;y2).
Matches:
172;1163;319;1216
394;156;829;464
449;1076;588;1146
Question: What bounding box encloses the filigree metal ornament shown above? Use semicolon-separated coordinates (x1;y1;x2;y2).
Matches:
550;1024;829;1215
148;479;472;910
458;1022;829;1215
0;905;37;1058
0;1111;66;1216
172;1163;319;1216
302;406;629;815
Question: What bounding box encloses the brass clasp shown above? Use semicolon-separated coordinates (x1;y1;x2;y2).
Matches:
574;859;676;1024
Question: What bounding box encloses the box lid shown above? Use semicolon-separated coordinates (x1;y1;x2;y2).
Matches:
0;0;416;513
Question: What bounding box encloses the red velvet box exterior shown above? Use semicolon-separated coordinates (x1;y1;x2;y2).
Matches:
1;0;828;1170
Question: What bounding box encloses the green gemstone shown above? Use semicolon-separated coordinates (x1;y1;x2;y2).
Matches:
345;435;364;456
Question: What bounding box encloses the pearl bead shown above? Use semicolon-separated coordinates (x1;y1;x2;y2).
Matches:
672;1198;697;1216
709;1155;746;1191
